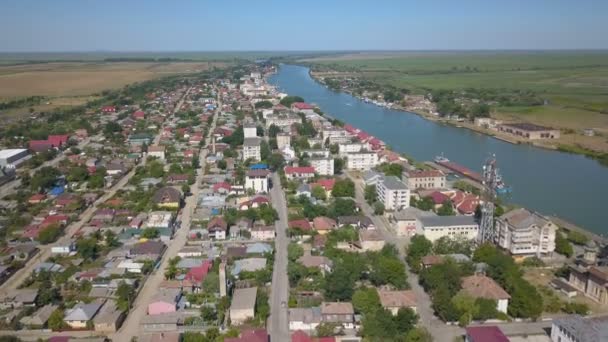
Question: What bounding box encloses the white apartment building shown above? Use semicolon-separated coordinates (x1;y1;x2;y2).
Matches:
277;133;291;149
301;149;330;158
266;114;301;128
346;151;379;171
245;170;270;193
243;123;257;138
310;157;334;176
376;176;410;211
243;137;262;162
322;128;352;145
495;208;556;257
338;142;370;157
404;170;446;190
419;216;479;242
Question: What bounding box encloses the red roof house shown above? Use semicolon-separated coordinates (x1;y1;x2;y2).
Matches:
29;140;53;153
465;326;509;342
225;329;269;342
313;216;337;233
28;194;47;204
311;178;335;192
213;182;231;194
132;110;145;120
284;166;316;180
428;191;450;205
48;135;70;147
289;219;312;231
292;102;314;110
101;106;116;113
185;260;212;284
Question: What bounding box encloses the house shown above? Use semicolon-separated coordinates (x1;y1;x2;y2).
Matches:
128;133;153;145
495;208;556;257
28;193;46;204
498;123;560;140
225;329;269;342
243;137;262;161
277;133;291;149
132;110;145;120
208;217;228;240
289;307;322;331
19;304;57;328
376;176;410;211
291;102;315;115
393;207;435;237
298;255;333;273
140;312;192;332
285;166;316;181
64;302;103;328
147;289;181;315
139;332;182;342
0;289;38;309
117;260;144;273
247;242;273;254
289;219;312;232
378;290;417;315
232;258;267;276
550;314;608;342
313;217;337;235
419;216;479;242
93;300;125;333
465;326;509;342
311;178;335;197
310;157;334;176
184;260;212;284
320;302;355;330
213;182;232;194
245;169;270;193
29;140;53;153
251;225;275;240
461;275;510;313
359;230;385;251
296;183;312;198
568;265;608;305
129;240;165;261
362;170;383;186
147;146;166;160
230;287;257;325
152;187;182;208
101;105;116;113
404;170;446;190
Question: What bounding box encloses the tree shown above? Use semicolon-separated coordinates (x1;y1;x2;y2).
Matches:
352;287;381;315
201;306;217;322
373;202;385;215
475;298;498;320
316;322;339;337
395;307;418;334
254;100;273;109
268;124;281;138
268;153;285;171
364;185;377;204
333;158;345;175
104;230;121;248
217;159;227;170
280;95;305;108
324;264;356;301
47;309;65;331
76;238;100;261
312;185;327;200
405;327;433;342
288;243;304;261
452;292;478;326
38;224;63;244
116;281;135;311
567;230;589;245
331;178;355;197
555;231;573;257
67;166;88;182
437;200;455;216
406;235;433;272
377;163;403;177
361;308;398;339
141;228;160;239
30;166;60;191
433;236;474;257
370;254;408;289
260;140;271;161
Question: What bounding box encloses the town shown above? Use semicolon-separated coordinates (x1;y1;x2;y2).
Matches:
0;61;605;342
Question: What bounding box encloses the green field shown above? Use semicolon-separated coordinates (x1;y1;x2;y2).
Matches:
306;51;608;152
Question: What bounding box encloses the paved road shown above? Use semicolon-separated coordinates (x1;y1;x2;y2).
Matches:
268;172;290;342
348;172;464;342
112;87;215;340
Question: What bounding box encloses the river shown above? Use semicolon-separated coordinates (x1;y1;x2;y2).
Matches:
269;64;607;236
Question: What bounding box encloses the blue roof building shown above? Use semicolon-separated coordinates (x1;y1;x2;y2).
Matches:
250;163;268;170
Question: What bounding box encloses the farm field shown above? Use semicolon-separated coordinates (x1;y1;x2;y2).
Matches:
0;61;225;100
305;51;608;152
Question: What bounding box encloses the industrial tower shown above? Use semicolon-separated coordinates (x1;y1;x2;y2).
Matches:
479;155;500;244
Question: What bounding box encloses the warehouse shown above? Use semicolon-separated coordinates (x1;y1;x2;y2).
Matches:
0;149;31;167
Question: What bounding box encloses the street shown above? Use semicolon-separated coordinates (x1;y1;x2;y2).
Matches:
112;88;216;340
268;172;290;342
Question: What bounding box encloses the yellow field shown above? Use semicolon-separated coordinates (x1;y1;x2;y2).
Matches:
0;61;225;100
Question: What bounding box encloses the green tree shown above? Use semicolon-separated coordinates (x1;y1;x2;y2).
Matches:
437;200;455;216
268;124;281;138
312;185;327;200
406;235;433;272
377;163;403;177
555;231;573;257
254;100;273;109
268;153;285;171
116;281;135;311
47;309;65;331
288;243;304;261
104;230;121;248
364;185;377;204
280;95;305;108
331;178;355;197
405;327;433;342
30;166;61;191
38;224;63;244
316;322;339;337
141;228;160;239
352;287;381;315
67;166;89;182
76;237;100;261
361;308;398;339
217;159;227;170
567;230;589;245
452;292;479;326
395;307;419;334
333;158;345;175
374;202;385;215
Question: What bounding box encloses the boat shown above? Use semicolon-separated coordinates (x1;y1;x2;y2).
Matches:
434;154;449;163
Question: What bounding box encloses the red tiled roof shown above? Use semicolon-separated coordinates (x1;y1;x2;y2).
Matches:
289;219;312;231
428;191;450;205
185;260;212;283
410;170;445;179
292;331;313;342
465;326;509;342
313;216;337;231
292;102;314;110
225;329;269;342
213;182;231;192
312;178;335;191
285;166;315;174
48;135;70;147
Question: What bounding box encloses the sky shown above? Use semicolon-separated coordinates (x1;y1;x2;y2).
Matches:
1;0;607;52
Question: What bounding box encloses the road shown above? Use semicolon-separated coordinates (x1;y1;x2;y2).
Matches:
268;172;290;342
111;87;215;340
347;172;464;342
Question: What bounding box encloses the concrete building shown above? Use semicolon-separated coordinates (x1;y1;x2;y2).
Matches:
289;307;322;331
0;149;31;167
495;208;556;257
347;151;379;171
320;302;355;330
322;128;352;145
338;142;370;157
277;133;291;149
243;123;257;138
498;123;560;140
376;176;410;211
550;315;608;342
147;146;166;160
245;169;270;193
568;265;608;305
266;113;301;128
243;137;262;162
392;207;436;237
310;157;334;176
404;169;446;190
378;290;417;315
359;230;385;251
230;287;257;325
419;216;479;242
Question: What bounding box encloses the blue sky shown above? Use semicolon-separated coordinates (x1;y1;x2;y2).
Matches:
1;0;606;51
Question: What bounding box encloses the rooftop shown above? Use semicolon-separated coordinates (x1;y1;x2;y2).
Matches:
502;122;555;131
552;314;608;342
419;215;478;228
381;176;408;190
231;287;257;311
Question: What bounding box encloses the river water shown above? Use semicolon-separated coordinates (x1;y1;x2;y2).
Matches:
269;64;607;235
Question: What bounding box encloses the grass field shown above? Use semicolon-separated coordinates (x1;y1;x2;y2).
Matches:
305;51;608;152
0;61;225;100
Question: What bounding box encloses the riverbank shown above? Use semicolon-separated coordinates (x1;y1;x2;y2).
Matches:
308;69;608;167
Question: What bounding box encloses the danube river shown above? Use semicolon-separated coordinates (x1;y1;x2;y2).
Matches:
269;64;607;235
